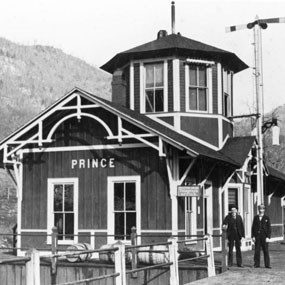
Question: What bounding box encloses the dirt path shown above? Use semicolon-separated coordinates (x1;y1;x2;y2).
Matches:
188;242;285;285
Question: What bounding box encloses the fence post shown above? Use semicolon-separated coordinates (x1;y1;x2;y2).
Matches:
168;237;179;285
131;226;138;278
51;226;58;285
221;228;228;272
114;240;126;285
205;234;215;277
25;248;40;285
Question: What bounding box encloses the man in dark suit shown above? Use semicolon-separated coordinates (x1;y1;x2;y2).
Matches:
222;205;245;267
251;204;271;268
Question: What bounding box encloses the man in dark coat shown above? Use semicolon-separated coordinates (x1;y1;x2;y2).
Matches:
222;205;245;267
251;204;271;268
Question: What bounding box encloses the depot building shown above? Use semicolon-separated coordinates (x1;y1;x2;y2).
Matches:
1;28;285;255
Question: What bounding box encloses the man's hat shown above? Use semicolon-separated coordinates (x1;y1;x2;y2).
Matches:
258;204;266;210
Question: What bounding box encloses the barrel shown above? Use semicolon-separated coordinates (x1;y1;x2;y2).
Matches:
99;244;116;263
66;243;92;263
137;245;169;264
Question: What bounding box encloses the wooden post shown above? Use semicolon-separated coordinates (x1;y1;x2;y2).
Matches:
221;228;228;272
114;241;126;285
168;237;179;285
205;234;215;277
25;248;40;285
131;226;138;278
51;226;58;285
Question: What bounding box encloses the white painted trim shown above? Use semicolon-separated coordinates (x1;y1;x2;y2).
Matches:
185;64;189;112
140;230;172;233
173;59;180;111
185;59;215;65
139;62;144;113
218;117;223;149
21;229;47;232
204;182;213;235
133;56;175;64
164;60;168;112
269;237;284;242
217;63;222;115
107;176;141;244
148;111;232;123
47;178;79;245
47;112;114;140
208;67;213;113
130;61;134;110
17;152;23;256
271;224;284;226
78;229;108;232
21;143;148;154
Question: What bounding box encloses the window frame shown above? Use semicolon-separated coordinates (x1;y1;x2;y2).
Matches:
185;64;212;113
223;69;232;117
47;178;79;245
107;176;141;244
140;60;168;113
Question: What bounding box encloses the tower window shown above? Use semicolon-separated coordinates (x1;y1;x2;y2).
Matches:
188;66;208;111
145;63;164;112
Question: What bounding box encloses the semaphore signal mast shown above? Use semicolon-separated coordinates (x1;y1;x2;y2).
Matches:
226;16;285;207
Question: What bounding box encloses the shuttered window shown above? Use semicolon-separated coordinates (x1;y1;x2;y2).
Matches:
228;188;238;209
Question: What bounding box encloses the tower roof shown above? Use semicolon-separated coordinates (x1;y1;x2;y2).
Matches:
101;33;248;73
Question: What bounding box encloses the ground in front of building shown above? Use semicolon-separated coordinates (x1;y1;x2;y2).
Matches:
189;241;285;285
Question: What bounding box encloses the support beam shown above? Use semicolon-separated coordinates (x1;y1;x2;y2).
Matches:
178;158;197;185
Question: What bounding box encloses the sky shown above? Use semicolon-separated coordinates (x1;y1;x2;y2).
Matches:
0;0;285;115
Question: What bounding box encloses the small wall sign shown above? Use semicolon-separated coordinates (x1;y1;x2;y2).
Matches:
177;185;202;197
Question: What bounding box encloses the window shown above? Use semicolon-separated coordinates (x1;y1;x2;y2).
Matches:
108;176;141;243
145;63;164;112
188;66;208;111
223;70;232;117
47;178;78;244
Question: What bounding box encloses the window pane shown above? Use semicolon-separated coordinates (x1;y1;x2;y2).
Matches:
145;90;154;112
55;213;63;240
64;184;74;211
126;213;136;240
114;183;124;211
65;213;74;240
155;90;164;112
190;67;197;86
126;183;136;210
189;88;197;110
198;67;206;87
155;64;163;87
146;65;154;88
198;89;207;111
54;185;63;211
115;213;125;240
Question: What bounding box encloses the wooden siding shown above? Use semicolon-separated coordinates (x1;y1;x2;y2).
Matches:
0;262;216;285
212;64;218;114
157;116;174;126
21;147;171;231
222;119;233;139
179;60;185;112
134;63;140;111
180;116;219;147
168;60;174;112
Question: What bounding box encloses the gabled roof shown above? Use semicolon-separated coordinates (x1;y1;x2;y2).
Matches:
0;87;240;168
101;33;248;74
220;136;256;167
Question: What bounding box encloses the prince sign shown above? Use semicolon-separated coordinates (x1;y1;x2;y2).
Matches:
177;185;202;197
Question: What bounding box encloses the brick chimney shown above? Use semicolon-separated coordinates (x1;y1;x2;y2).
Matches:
111;69;128;107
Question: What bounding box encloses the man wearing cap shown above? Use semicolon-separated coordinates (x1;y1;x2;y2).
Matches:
222;205;245;267
251;204;271;268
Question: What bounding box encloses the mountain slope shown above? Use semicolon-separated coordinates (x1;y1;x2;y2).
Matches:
234;104;285;173
0;37;111;140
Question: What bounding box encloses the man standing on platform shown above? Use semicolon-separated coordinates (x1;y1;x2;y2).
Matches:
222;205;245;267
251;204;272;268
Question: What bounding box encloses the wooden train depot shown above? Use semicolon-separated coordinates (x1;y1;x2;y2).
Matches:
0;10;285;260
